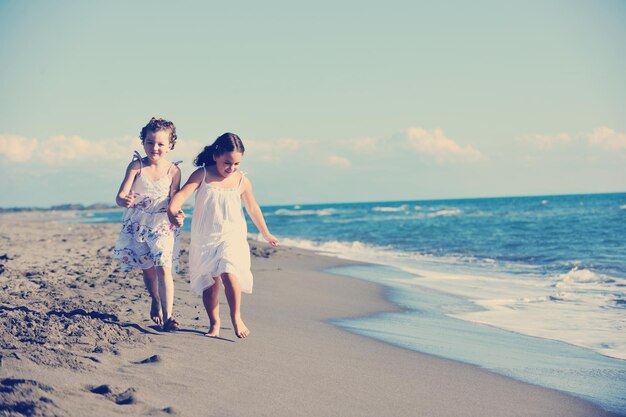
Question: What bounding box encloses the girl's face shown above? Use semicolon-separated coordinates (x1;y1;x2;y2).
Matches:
213;151;243;178
143;130;172;163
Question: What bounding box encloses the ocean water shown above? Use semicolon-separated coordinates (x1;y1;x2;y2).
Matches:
74;192;626;413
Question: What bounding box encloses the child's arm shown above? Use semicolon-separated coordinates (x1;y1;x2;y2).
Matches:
167;168;204;226
169;164;182;199
241;176;279;247
115;161;141;208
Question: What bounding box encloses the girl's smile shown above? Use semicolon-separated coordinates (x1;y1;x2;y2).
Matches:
213;151;243;178
143;130;172;163
166;131;278;338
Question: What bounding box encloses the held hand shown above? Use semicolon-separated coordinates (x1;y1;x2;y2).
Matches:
264;233;279;247
175;210;186;227
121;192;139;208
168;209;185;227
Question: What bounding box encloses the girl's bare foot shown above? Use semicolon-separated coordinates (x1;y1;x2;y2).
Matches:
151;299;163;326
163;317;180;332
205;322;220;338
233;318;249;338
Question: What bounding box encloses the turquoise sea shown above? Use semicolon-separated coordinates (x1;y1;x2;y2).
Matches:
74;192;626;414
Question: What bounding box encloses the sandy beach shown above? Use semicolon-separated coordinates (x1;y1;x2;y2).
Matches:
0;213;618;417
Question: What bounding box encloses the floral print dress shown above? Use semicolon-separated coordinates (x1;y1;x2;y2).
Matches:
113;154;181;272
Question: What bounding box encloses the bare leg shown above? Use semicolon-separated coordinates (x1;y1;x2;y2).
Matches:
142;267;162;326
202;278;221;337
221;272;249;338
156;266;177;330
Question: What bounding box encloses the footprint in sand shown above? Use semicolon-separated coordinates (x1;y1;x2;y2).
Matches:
89;384;137;405
0;378;64;416
115;388;137;405
89;384;176;412
90;384;112;395
137;354;161;364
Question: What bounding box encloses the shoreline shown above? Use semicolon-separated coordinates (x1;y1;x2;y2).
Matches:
0;213;620;416
327;264;626;414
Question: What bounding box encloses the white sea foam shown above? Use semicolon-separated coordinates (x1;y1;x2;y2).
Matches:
555;267;616;288
427;208;462;217
273;208;337;216
277;237;395;258
365;208;464;219
620;204;626;210
382;206;464;218
405;267;626;360
372;204;408;212
268;235;626;360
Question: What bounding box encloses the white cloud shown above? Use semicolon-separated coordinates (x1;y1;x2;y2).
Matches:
0;134;204;166
344;128;483;163
39;135;114;163
519;132;571;150
3;130;484;168
170;139;206;166
0;134;142;164
344;136;380;153
403;128;484;163
246;138;317;161
327;154;352;168
586;127;626;151
518;127;626;153
0;135;39;162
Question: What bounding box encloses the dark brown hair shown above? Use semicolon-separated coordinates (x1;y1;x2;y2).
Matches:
194;132;245;167
140;117;178;149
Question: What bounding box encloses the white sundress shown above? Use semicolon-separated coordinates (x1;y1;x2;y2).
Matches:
113;151;181;272
189;168;253;295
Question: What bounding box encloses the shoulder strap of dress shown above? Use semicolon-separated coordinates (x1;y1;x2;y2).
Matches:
202;165;207;184
132;150;143;175
237;172;246;192
167;160;183;177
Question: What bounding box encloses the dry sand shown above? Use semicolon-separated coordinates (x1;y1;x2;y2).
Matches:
0;212;618;417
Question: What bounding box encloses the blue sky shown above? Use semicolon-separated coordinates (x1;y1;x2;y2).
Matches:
0;0;625;207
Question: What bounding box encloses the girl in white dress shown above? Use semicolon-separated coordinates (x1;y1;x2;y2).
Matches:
168;133;278;338
114;117;182;332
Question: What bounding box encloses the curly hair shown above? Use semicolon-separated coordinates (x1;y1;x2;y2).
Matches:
140;117;178;149
194;133;245;167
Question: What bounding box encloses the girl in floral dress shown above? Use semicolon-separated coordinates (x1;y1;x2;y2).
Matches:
114;117;182;331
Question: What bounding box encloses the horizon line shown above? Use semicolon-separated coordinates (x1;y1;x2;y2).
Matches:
2;190;625;211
